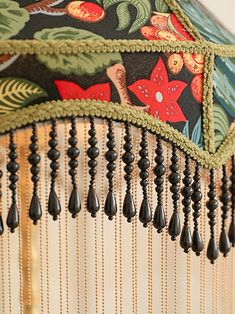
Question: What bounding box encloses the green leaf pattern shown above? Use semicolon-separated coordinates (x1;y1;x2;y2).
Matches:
182;117;203;148
0;0;29;40
155;0;169;13
34;27;122;76
214;57;235;119
0;78;47;114
176;0;235;44
103;0;152;33
213;103;229;149
116;3;131;31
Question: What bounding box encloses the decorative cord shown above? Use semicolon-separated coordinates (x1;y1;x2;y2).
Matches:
0;170;4;235
0;167;5;313
64;121;70;314
180;154;192;253
48;119;61;220
122;122;136;222
206;169;219;264
219;164;231;257
229;155;235;247
153;135;166;233
87;116;100;217
104;119;118;220
44;124;50;314
67;116;81;218
101;123;106;314
6;129;19;232
138;128;152;228
200;175;207;314
83;119;88;314
168;143;181;240
28;123;42;225
191;162;203;256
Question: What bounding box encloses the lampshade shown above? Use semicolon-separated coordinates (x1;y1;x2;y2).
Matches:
0;0;235;313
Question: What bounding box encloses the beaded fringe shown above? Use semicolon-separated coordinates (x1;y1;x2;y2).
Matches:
0;117;234;312
1;117;235;261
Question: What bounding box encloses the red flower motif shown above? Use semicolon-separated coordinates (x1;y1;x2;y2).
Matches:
55;80;111;102
128;58;187;123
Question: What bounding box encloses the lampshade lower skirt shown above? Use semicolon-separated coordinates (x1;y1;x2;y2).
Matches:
0;119;234;314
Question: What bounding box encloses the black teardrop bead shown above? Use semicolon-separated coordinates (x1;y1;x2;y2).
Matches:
168;210;181;241
122;122;136;222
180;225;192;253
28;123;42;225
7;129;19;233
0;214;4;236
229;155;235;247
219;229;231;257
87;117;100;217
104;191;117;220
219;164;231;257
207;238;219;264
105;119;117;220
138;128;152;227
68;188;81;218
206;169;219;264
180;155;192;252
7;203;19;233
123;193;136;223
29;194;42;225
168;143;181;240
153;205;166;233
229;221;235;247
48;189;61;221
139;198;152;228
67;117;81;218
87;187;100;218
191;162;203;256
48;120;61;220
192;230;203;256
153;135;166;233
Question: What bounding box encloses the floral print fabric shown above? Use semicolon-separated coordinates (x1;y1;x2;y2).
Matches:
128;58;187;122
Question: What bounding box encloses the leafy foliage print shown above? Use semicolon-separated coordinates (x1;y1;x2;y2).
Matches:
0;0;29;40
34;27;122;76
0;78;47;114
155;0;170;13
183;117;203;148
116;2;131;31
214;57;235;119
103;0;152;33
176;0;235;44
213;103;229;149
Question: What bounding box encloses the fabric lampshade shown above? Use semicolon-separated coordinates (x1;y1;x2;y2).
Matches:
0;0;235;313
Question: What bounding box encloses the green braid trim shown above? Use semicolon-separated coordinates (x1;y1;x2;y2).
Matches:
0;99;223;169
0;40;235;57
202;52;215;153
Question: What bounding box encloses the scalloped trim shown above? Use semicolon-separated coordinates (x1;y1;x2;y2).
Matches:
0;98;230;169
0;40;235;57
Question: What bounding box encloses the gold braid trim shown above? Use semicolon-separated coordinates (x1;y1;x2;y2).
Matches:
0;40;235;57
202;52;215;153
0;98;227;169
